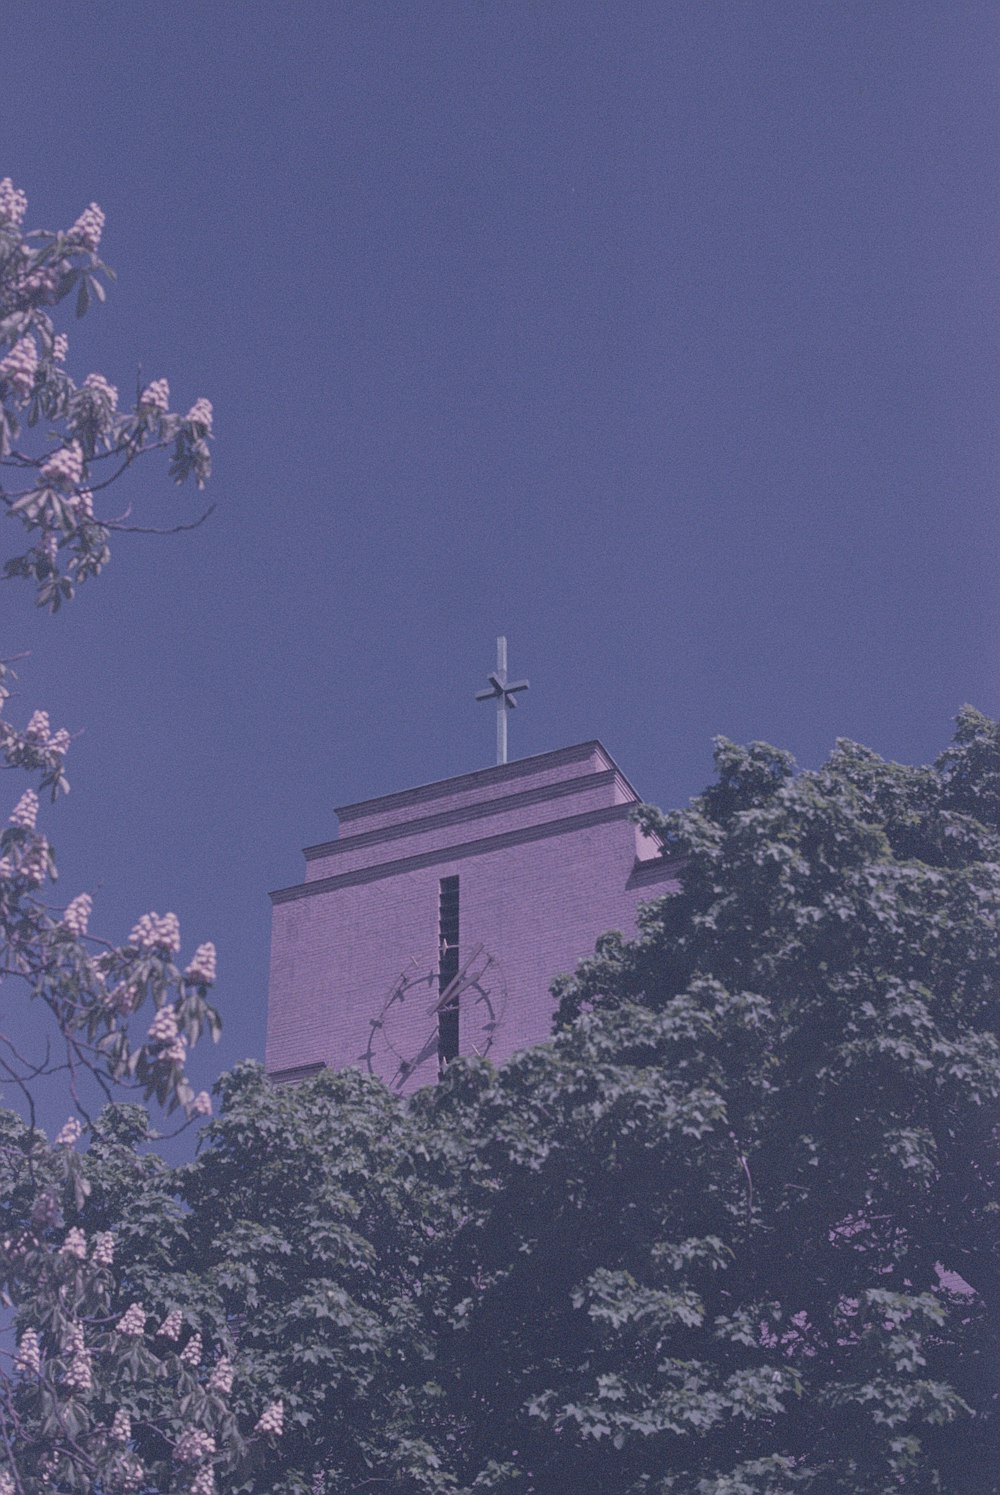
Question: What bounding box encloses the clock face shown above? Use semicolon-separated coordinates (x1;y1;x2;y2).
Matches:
363;942;506;1092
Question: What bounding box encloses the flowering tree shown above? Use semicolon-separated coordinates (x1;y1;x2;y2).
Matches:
0;177;261;1495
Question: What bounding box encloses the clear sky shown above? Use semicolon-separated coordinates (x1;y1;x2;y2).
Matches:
3;1;998;1098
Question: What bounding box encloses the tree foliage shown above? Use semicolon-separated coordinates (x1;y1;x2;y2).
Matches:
9;713;996;1492
0;176;226;1493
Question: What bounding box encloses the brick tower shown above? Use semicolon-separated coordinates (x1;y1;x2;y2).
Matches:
266;740;677;1092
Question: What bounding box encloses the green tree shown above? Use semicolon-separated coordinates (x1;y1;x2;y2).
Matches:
0;174;227;1495
39;712;995;1494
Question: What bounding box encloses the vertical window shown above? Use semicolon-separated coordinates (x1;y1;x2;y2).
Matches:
438;876;460;1070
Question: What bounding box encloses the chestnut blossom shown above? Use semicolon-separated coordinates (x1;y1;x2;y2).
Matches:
60;1227;87;1260
0;1470;14;1495
139;377;170;414
70;488;95;519
119;1456;144;1494
64;1322;86;1355
129;910;181;952
9;789;38;830
186;397;213;431
0;335;38;400
255;1399;284;1436
54;1116;83;1147
52;332;69;362
0;176;28;227
158;1306;183;1340
190;1464;216;1495
173;1428;216;1464
162;1034;188;1065
108;982;138;1014
148;1004;179;1043
180;1331;203;1367
185;941;217;985
64;892;93;936
25;709;51;743
48;726;71;756
40;442;84;492
81;371;119;410
67;201;105;252
110;1408;131;1443
20;839;49;885
15;1328;40;1376
207;1356;233;1396
19;264;59;303
116;1302;146;1337
64;1351;93;1392
92;1231;115;1266
192;1090;213;1118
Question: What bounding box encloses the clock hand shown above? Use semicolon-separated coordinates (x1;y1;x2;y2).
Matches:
426;944;492;1015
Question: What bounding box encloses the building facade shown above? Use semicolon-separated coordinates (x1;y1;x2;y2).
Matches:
266;740;678;1092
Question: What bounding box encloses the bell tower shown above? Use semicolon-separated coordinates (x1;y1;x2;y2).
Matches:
266;738;678;1091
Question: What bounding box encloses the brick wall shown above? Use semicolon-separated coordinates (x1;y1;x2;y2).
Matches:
266;742;678;1092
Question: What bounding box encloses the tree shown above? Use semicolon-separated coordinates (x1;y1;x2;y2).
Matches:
0;175;236;1494
36;711;996;1493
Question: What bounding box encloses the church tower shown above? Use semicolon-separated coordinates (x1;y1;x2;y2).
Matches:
265;738;678;1092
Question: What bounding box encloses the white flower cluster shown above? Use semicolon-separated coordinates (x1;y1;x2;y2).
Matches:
190;1463;216;1495
0;176;28;227
9;789;38;830
108;982;138;1015
81;371;119;410
162;1034;188;1065
129;910;181;953
186;397;213;431
64;892;93;936
159;1306;183;1340
64;1348;93;1392
119;1455;145;1494
185;941;217;985
173;1428;216;1464
71;488;95;520
15;1328;40;1376
116;1303;146;1337
92;1231;115;1266
0;335;38;400
40;441;84;491
68;202;105;252
180;1331;203;1367
192;1090;213;1118
53;333;69;362
207;1356;233;1395
139;377;170;414
20;839;49;886
60;1227;87;1260
64;1322;86;1356
255;1399;284;1436
148;1004;179;1043
54;1116;82;1147
0;1470;14;1495
25;709;50;741
144;1007;186;1060
110;1408;132;1444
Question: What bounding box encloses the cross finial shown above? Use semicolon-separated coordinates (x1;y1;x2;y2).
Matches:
475;635;528;765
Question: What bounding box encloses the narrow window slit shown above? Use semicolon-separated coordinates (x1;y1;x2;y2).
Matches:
438;875;460;1069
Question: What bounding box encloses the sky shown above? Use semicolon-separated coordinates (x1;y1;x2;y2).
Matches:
3;1;999;1106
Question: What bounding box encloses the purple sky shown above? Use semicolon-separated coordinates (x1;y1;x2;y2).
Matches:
3;2;999;1099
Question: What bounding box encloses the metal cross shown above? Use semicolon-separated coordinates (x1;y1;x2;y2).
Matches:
475;636;528;765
